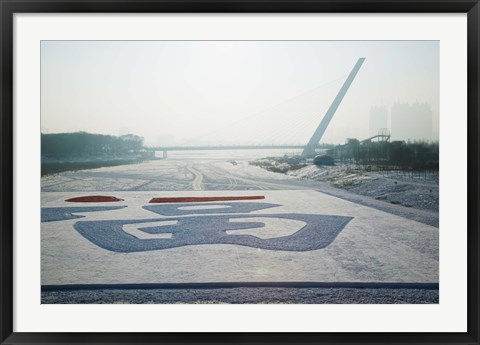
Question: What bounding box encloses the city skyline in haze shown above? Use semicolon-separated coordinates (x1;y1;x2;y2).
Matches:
41;40;439;146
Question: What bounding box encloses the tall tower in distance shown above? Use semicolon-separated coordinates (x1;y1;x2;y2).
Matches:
369;106;388;137
391;102;433;141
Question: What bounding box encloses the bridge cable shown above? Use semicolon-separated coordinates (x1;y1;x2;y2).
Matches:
192;74;347;143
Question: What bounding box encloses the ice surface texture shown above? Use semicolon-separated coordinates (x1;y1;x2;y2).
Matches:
41;206;127;222
143;202;281;216
74;213;352;252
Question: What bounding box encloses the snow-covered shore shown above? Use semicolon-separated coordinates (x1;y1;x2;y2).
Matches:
252;160;439;213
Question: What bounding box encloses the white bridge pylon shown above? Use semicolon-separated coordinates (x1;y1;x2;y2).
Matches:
302;57;366;157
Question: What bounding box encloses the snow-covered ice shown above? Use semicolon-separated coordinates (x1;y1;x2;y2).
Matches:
41;190;438;286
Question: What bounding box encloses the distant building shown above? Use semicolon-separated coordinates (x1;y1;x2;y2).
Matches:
369;106;388;137
391;102;433;141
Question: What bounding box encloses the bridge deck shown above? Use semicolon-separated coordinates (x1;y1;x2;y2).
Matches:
150;145;307;151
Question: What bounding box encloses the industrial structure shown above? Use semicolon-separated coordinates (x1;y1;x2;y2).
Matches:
369;106;388;138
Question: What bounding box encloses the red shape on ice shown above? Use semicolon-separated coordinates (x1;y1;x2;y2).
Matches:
65;196;124;202
148;196;265;203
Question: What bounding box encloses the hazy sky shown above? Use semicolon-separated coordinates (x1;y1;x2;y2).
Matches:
41;41;439;146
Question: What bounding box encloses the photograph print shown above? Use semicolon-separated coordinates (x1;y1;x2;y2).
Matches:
40;40;439;304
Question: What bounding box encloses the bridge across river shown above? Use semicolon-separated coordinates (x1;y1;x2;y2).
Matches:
151;145;308;158
153;58;365;159
153;145;306;151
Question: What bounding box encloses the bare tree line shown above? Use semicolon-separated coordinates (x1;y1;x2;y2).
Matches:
41;132;144;158
326;139;439;171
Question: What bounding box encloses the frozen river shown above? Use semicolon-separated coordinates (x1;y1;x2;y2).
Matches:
41;149;439;304
41;149;317;192
41;150;439;227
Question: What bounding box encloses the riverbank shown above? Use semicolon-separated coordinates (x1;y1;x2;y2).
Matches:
41;156;153;176
251;159;439;213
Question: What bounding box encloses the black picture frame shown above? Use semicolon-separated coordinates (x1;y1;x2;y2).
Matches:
1;1;479;344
